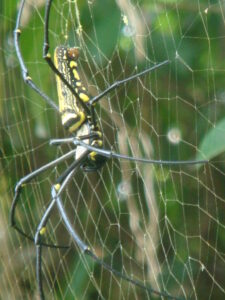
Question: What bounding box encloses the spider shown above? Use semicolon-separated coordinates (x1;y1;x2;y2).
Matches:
12;0;208;299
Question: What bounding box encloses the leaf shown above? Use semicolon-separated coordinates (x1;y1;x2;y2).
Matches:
196;118;225;165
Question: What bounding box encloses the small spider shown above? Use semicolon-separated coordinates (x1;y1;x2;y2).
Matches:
12;0;207;299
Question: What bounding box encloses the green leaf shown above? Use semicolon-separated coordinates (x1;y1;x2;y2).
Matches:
196;118;225;165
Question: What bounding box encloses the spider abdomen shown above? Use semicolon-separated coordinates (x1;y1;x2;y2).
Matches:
54;46;107;170
54;46;89;133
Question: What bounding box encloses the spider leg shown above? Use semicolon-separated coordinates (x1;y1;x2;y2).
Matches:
73;138;208;166
43;0;90;116
49;133;99;146
53;182;183;300
89;60;170;106
36;245;44;299
14;0;59;112
10;149;78;248
36;151;89;300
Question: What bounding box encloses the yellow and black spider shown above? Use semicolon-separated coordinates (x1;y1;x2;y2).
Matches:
11;0;207;299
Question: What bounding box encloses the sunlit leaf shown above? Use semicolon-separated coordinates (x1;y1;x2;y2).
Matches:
196;118;225;164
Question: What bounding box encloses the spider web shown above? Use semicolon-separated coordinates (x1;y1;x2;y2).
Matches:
1;0;225;299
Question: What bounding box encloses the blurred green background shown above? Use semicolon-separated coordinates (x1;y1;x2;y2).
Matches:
0;0;225;299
